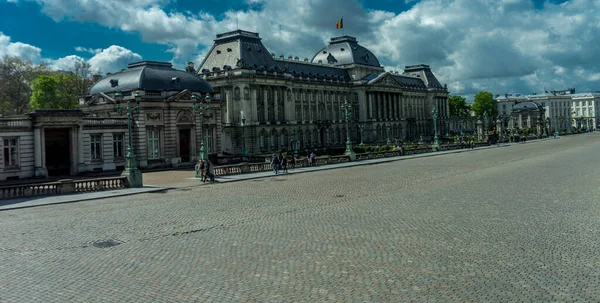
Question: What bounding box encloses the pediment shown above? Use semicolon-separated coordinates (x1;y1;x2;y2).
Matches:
370;73;401;87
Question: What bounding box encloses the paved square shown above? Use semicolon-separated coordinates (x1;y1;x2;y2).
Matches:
1;134;600;302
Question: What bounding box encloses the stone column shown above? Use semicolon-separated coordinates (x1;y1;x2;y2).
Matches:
377;93;383;120
77;124;84;173
274;88;279;123
33;126;48;178
368;92;373;120
263;87;268;123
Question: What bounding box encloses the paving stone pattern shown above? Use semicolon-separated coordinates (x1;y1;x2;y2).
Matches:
1;134;600;302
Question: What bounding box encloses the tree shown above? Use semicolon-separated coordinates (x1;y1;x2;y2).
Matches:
472;91;497;117
30;74;80;110
448;95;471;117
0;56;49;116
72;61;93;96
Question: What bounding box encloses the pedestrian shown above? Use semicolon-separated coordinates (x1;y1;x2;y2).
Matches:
271;153;280;174
470;141;474;150
310;152;317;167
282;156;288;173
307;153;312;167
199;160;206;180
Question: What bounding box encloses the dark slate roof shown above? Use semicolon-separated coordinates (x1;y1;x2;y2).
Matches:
403;64;443;89
311;36;381;68
275;59;350;81
199;30;281;73
511;101;542;112
89;61;212;95
392;74;427;87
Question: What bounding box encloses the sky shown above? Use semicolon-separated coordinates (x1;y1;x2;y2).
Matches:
1;0;597;99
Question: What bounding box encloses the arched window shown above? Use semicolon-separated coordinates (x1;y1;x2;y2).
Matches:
259;129;267;151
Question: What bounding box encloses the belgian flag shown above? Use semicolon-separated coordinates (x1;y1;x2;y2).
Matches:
336;18;343;29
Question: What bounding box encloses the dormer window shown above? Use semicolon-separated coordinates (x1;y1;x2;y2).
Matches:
216;50;221;54
322;51;327;54
110;79;118;87
227;48;232;52
171;77;180;83
340;48;345;51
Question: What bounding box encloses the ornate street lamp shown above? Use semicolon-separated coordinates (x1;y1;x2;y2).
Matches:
116;91;143;187
341;99;356;160
358;124;365;147
192;93;212;162
432;108;439;148
483;111;489;142
240;111;248;156
385;123;391;145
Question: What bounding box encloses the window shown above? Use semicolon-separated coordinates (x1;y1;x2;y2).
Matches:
113;133;124;158
3;138;18;167
148;130;160;158
90;134;102;160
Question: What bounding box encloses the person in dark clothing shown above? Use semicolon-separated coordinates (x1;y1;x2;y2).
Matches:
281;156;288;173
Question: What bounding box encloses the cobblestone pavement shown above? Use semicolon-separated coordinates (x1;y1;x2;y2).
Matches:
1;134;600;302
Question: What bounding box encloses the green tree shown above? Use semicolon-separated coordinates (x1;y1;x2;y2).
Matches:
30;74;80;110
0;56;49;115
448;95;471;117
472;91;497;117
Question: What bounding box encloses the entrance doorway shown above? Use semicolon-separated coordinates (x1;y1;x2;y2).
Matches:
179;129;191;162
45;128;71;176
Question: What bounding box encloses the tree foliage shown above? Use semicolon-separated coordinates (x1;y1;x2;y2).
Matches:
0;56;49;116
30;74;80;110
448;95;471;117
472;91;497;117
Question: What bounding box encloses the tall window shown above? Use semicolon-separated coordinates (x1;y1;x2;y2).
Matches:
3;138;18;167
148;130;160;158
205;128;213;153
90;134;102;160
113;133;124;158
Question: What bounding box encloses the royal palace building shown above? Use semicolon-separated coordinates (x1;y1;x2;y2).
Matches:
0;29;448;181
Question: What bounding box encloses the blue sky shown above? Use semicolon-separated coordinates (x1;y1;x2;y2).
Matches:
0;0;593;97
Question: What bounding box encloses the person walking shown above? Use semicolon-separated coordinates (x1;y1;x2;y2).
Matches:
307;153;312;167
281;156;288;173
271;153;280;174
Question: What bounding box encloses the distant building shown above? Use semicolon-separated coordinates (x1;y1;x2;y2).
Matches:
495;89;599;131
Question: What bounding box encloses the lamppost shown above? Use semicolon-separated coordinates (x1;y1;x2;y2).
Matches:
240;111;248;156
358;124;365;147
192;93;212;162
341;99;356;160
385;123;391;145
116;91;143;187
432;108;439;148
483;111;489;142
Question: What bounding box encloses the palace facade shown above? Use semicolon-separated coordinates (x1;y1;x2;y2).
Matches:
198;30;449;155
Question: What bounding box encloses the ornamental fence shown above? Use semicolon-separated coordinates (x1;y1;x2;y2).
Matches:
0;176;127;200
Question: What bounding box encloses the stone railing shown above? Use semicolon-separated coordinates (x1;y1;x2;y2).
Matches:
209;142;497;178
74;177;127;192
0;176;127;200
0;117;32;128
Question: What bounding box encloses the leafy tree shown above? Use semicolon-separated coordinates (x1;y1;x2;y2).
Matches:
0;56;49;115
472;91;497;117
448;95;471;117
30;74;80;110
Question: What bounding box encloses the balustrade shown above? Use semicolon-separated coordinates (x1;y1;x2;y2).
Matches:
0;177;126;200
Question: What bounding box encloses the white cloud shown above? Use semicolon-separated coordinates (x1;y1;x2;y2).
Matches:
8;0;600;96
75;46;102;54
0;32;42;62
86;45;143;74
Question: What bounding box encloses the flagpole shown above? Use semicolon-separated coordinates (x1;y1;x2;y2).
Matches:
342;16;345;36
